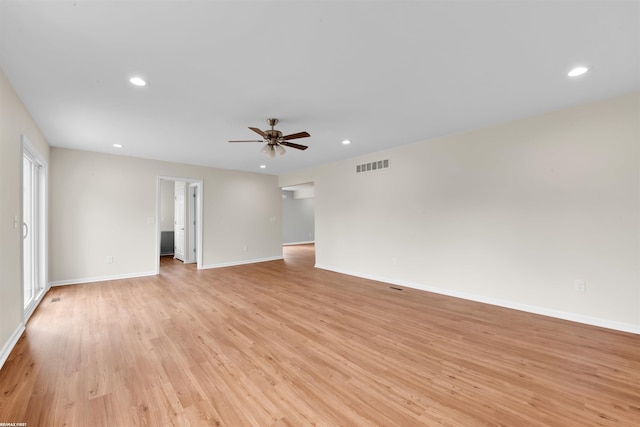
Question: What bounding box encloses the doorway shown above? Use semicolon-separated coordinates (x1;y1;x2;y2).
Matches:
281;182;315;245
281;182;316;265
22;135;47;321
156;177;203;273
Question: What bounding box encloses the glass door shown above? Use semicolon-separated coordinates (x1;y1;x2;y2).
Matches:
23;144;46;317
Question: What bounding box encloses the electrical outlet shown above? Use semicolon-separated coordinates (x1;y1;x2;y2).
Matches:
392;257;398;267
243;245;248;252
574;279;586;292
106;256;114;264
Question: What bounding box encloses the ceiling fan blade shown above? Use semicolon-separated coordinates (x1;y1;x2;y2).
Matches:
249;127;267;137
281;131;310;140
280;141;308;150
228;140;263;143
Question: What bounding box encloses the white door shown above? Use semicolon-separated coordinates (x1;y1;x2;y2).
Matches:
174;184;186;261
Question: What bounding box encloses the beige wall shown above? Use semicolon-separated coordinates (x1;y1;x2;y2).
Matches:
160;179;175;233
49;148;283;283
0;68;50;359
280;92;640;332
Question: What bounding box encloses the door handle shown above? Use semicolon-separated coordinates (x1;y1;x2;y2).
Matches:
23;222;28;239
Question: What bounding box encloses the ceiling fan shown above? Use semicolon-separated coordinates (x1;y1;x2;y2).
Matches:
229;118;310;158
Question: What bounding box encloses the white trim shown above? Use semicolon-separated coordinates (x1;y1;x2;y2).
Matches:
0;323;26;370
49;271;156;287
187;183;198;264
21;134;48;324
283;240;315;246
315;264;640;335
202;256;283;270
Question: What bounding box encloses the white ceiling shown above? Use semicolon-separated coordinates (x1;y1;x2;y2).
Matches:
1;1;638;176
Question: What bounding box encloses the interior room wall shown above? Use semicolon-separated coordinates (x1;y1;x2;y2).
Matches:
160;179;175;232
282;190;315;244
49;148;283;284
0;68;50;365
279;92;640;333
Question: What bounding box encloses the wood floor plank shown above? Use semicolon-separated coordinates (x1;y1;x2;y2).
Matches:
0;244;639;426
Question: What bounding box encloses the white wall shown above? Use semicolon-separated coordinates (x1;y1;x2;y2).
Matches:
49;148;283;284
160;179;175;232
280;92;640;333
0;68;50;365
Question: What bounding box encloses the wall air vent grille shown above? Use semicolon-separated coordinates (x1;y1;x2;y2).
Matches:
356;159;389;173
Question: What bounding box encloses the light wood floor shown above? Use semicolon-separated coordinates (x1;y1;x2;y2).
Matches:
1;244;638;426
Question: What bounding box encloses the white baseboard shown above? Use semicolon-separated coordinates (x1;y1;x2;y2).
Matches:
315;264;640;335
0;323;25;370
202;256;283;270
283;241;315;246
49;270;156;287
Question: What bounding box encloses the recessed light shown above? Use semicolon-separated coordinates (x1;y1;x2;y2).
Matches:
568;66;588;77
342;140;351;145
129;76;147;87
259;164;266;169
113;143;123;148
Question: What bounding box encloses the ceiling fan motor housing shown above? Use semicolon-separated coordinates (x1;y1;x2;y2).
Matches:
265;129;283;143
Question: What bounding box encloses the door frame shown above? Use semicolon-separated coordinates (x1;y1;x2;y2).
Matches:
187;183;198;264
155;176;203;273
22;134;48;322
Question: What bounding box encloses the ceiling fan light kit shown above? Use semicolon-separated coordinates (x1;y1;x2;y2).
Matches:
229;118;310;158
261;144;286;157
